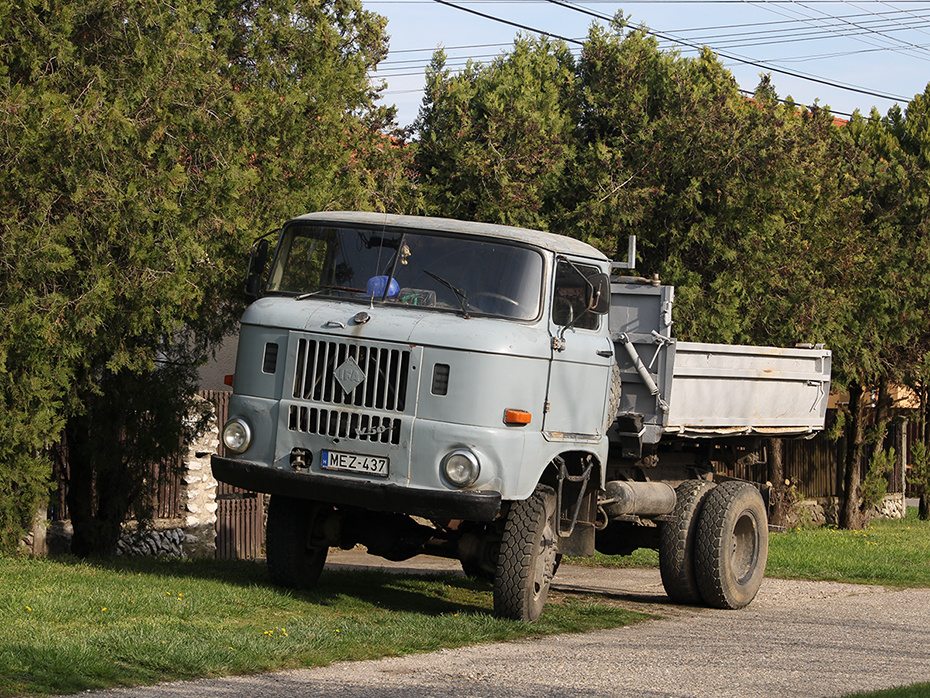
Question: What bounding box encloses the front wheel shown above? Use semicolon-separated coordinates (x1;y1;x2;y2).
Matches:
266;495;330;590
694;481;769;609
493;485;559;622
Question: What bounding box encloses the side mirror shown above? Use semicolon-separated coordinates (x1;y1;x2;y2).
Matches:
244;238;270;302
585;273;611;315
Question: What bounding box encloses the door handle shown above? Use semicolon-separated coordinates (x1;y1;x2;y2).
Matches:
597;349;615;358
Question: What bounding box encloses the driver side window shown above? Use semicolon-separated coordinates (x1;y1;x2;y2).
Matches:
552;260;599;330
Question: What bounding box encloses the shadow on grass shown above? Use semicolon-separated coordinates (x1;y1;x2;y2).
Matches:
71;555;492;617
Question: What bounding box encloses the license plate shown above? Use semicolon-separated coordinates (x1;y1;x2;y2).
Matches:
321;450;389;477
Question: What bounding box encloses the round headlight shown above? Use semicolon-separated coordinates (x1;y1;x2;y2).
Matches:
441;450;480;488
222;418;252;454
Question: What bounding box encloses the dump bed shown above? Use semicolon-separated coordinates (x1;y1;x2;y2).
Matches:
608;280;831;449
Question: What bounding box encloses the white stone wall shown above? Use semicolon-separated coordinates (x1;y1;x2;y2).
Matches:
793;492;907;528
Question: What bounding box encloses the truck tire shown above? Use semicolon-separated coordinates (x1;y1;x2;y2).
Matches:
659;480;715;604
694;481;769;609
493;484;559;622
266;495;330;590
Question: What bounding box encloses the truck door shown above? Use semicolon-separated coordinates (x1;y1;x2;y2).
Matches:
543;259;615;439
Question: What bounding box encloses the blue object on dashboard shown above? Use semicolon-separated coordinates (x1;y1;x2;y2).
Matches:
367;275;400;297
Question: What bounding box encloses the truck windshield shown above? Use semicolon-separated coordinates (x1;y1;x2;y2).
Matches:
265;223;545;321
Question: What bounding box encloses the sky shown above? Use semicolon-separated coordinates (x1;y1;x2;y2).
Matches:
365;0;930;128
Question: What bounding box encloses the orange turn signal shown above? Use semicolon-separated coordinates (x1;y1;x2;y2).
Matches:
224;374;234;387
504;409;532;425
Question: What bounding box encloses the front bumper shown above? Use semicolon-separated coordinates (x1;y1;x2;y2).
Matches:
211;455;502;522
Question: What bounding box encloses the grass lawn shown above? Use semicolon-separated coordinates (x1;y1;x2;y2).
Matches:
844;683;930;698
4;507;929;696
0;555;649;697
766;506;930;587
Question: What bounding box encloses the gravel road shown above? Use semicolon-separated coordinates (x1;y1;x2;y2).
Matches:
67;551;930;698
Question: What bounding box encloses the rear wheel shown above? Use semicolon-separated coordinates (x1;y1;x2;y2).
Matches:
266;495;330;589
659;480;716;604
694;481;769;609
493;485;559;622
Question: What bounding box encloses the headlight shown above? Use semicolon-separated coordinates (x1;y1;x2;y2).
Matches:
441;449;480;488
222;418;252;454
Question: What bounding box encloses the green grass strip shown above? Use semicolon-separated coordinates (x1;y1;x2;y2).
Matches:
843;682;930;697
766;507;930;587
0;555;648;697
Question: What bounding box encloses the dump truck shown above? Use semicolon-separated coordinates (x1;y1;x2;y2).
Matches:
211;212;831;621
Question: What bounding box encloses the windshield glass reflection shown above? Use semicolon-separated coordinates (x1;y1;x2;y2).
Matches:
266;223;544;321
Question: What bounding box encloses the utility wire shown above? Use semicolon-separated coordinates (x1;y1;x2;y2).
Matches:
540;0;909;100
378;9;930;64
751;0;930;61
431;0;584;42
369;0;930;4
379;7;930;62
380;0;913;111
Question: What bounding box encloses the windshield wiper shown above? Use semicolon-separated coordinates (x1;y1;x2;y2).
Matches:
424;269;470;318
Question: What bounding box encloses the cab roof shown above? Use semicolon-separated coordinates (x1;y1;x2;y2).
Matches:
288;211;609;263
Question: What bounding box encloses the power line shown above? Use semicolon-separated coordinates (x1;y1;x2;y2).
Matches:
540;0;909;100
421;0;909;101
431;0;584;43
377;0;920;119
748;0;930;61
371;0;930;3
379;9;930;63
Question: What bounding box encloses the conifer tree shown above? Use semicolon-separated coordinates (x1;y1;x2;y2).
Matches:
0;0;401;553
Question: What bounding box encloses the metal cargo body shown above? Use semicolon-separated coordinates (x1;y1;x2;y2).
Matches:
608;279;831;445
665;341;831;437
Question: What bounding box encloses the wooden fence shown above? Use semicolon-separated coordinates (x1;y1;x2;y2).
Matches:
729;411;910;499
48;442;182;522
49;400;915;558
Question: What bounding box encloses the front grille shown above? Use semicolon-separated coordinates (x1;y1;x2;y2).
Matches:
292;338;411;412
288;406;402;445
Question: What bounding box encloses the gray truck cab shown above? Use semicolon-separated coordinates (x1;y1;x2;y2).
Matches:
213;212;616;619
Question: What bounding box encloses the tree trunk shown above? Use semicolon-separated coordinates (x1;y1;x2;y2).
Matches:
64;412;128;557
871;381;891;463
768;438;787;528
922;385;930;521
840;383;865;530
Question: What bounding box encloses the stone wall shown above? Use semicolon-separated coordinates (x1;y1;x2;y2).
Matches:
179;407;219;558
21;509;48;556
792;492;907;528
